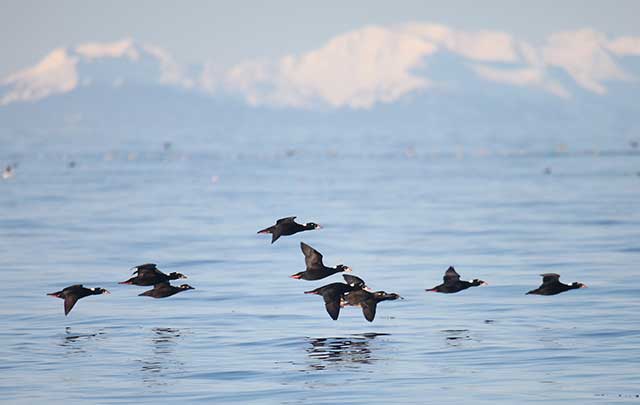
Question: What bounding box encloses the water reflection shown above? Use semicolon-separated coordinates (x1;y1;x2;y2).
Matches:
305;333;389;371
441;329;472;347
138;327;185;387
59;326;105;355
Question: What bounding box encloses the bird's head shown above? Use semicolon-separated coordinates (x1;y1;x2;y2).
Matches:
336;265;352;273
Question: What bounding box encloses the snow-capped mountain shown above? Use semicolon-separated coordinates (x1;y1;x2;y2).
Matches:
1;23;639;143
3;24;640;109
0;38;193;106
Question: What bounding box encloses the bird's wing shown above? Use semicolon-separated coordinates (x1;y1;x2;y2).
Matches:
361;301;378;322
134;271;161;283
322;293;342;320
301;242;324;269
541;273;560;284
64;295;79;315
132;263;158;274
276;216;297;225
139;266;167;277
271;232;281;244
443;267;461;283
343;274;366;288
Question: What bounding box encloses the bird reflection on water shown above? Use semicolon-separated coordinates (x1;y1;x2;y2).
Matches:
59;326;105;355
305;333;389;371
441;329;473;347
139;327;185;387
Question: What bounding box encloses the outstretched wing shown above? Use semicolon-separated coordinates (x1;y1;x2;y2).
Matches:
541;273;561;284
443;267;461;284
136;270;164;284
64;295;79;315
63;284;84;292
132;263;158;274
276;216;297;225
343;274;366;289
322;293;342;320
301;242;324;269
361;301;378;322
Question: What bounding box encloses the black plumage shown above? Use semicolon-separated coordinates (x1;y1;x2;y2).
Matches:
139;282;195;298
257;216;321;244
344;290;402;322
119;263;187;286
304;274;368;320
526;273;587;295
47;284;110;315
290;242;351;280
426;266;487;293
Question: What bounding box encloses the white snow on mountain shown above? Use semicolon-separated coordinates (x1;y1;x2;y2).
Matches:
0;39;192;106
2;24;639;109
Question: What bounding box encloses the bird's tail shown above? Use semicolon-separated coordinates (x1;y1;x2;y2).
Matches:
257;226;274;235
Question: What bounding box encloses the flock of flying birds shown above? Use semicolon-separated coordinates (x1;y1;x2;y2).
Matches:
47;216;587;319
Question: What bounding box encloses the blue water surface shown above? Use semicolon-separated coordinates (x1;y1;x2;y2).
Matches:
1;128;639;404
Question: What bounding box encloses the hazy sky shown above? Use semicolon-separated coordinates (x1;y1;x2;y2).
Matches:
2;0;639;78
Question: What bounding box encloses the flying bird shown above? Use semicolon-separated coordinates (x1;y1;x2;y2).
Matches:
343;289;402;322
139;282;195;298
304;274;369;320
290;242;351;280
425;266;487;293
526;273;587;295
257;216;321;244
47;285;110;315
119;263;187;286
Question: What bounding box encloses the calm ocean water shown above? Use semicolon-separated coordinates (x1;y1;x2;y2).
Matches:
1;129;639;404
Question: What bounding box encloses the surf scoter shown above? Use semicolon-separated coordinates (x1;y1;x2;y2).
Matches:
139;282;194;298
304;274;368;320
526;273;587;295
119;263;187;286
343;290;402;322
2;165;13;179
426;266;487;293
47;285;110;315
257;216;321;244
290;242;351;280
